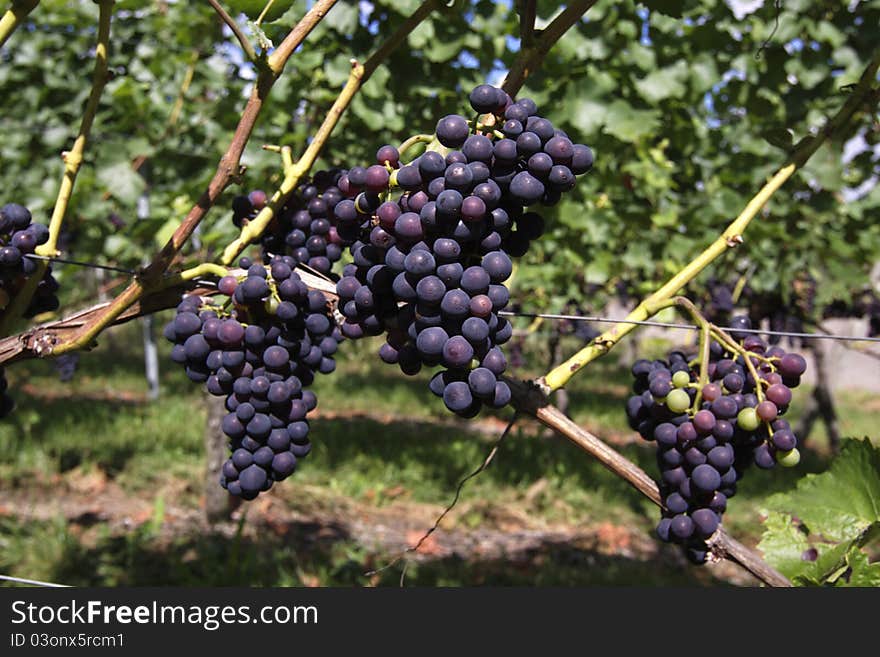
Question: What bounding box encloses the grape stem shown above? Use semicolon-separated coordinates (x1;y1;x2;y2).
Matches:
641;296;714;412
709;326;766;404
0;0;39;49
174;263;231;283
207;0;258;62
0;0;113;336
669;297;712;407
255;0;277;27
540;49;880;393
506;378;792;586
695;322;711;410
398;134;434;158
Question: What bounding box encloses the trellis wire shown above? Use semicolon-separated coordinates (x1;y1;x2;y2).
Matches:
0;574;70;587
24;253;137;275
498;310;880;344
15;253;880;345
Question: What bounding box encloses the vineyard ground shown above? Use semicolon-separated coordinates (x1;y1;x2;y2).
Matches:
0;318;876;586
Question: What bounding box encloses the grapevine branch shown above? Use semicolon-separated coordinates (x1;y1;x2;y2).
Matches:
0;0;442;359
542;48;880;392
0;0;113;335
143;0;340;280
28;0;340;355
267;0;339;75
219;0;443;263
0;0;39;49
501;0;597;97
219;61;366;265
0;264;336;364
40;0;114;258
207;0;257;62
506;379;793;587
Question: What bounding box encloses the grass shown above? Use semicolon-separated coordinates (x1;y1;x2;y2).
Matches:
0;318;875;586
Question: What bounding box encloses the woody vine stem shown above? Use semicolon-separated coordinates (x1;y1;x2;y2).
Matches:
0;2;874;588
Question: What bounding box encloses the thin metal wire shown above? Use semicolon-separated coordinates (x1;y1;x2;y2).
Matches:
0;574;70;588
14;252;880;346
498;310;880;344
23;253;137;276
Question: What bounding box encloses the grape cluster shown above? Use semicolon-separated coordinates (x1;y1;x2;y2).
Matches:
330;84;593;416
164;256;341;499
231;173;346;277
625;316;806;563
0;203;60;317
261;170;346;276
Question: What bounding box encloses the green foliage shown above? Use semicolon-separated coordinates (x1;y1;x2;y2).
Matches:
514;0;879;313
759;439;880;586
227;0;296;23
3;0;874;321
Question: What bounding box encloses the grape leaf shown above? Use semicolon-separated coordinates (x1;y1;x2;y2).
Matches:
844;548;880;587
758;512;854;585
761;127;794;150
760;440;880;586
602;101;660;141
634;62;689;103
322;1;359;35
97;162;145;205
764;438;880;543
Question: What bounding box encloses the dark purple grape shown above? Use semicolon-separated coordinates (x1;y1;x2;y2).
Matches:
670;515;694;540
443;381;473;412
693;410;716;435
509;171;544;204
777;353;807;378
691;509;719;538
469;84;501;113
443;336;474;368
570;144;594;174
691;464;721;493
468;367;496;397
436;115;470;148
376;145;399;168
462;134;494;163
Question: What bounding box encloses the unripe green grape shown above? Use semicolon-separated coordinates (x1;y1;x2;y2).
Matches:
265;296;279;314
672;370;691;388
737;407;760;431
776;447;800;467
665;388;690;414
